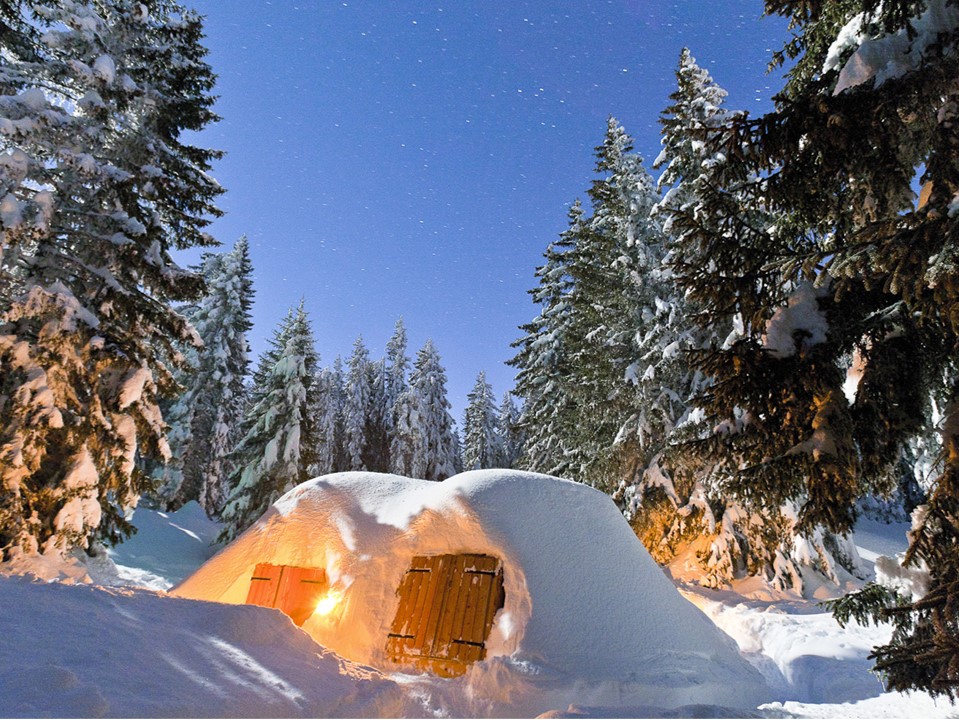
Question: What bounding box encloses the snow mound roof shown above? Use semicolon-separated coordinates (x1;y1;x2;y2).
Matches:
174;470;769;712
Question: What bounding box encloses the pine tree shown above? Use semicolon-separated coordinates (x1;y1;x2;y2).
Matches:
723;0;959;694
344;337;370;471
408;340;457;481
218;304;317;542
390;386;419;478
311;364;343;477
463;371;501;470
156;237;254;515
513;119;662;493
510;205;580;478
364;358;391;472
330;356;349;472
497;391;524;469
646;43;878;591
0;0;221;556
385;317;410;430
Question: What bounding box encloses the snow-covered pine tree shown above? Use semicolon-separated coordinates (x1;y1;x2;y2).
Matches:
385;317;410;430
622;49;762;588
497;391;524;469
344;337;371;471
330;356;349;472
157;237;253;515
513;119;662;493
186;238;253;514
363;358;391;472
389;386;419;478
218;304;317;542
0;0;221;556
462;371;501;470
311;364;343;477
511;204;580;479
729;0;959;695
409;339;457;481
649;42;877;592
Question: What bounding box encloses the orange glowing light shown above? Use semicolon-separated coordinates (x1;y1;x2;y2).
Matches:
315;589;343;617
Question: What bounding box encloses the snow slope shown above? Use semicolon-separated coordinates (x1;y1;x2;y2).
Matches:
0;575;417;718
174;470;770;714
108;501;220;589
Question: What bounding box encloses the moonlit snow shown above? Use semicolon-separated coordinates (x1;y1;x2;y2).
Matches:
0;473;955;718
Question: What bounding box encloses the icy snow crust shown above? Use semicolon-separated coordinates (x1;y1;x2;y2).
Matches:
174;470;769;714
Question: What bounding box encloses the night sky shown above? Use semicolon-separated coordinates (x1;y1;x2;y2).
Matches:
185;0;789;418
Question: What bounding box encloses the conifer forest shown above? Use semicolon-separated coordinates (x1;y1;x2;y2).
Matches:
0;1;958;717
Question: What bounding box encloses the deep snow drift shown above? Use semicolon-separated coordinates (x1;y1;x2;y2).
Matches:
174;469;770;715
0;575;416;718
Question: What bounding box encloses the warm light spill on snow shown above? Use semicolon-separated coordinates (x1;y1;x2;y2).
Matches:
315;589;343;617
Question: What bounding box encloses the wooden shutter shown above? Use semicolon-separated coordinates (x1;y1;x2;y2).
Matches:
386;553;505;677
246;563;284;608
245;563;329;626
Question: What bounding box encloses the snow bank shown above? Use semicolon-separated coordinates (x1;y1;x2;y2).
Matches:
0;575;415;718
174;470;770;715
108;501;221;589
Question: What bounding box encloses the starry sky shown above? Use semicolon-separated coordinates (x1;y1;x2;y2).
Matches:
185;0;789;419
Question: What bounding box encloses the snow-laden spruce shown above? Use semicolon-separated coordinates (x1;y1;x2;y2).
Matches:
688;0;959;696
0;1;221;557
154;237;254;515
390;339;458;480
462;371;502;470
513;119;663;492
344;336;371;471
219;303;317;542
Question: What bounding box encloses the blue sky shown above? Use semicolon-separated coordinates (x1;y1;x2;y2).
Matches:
186;0;788;419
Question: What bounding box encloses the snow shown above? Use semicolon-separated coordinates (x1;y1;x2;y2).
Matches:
0;476;955;717
831;0;959;94
0;575;416;718
117;366;151;409
762;282;829;358
107;501;221;589
92;54;116;84
175;470;770;714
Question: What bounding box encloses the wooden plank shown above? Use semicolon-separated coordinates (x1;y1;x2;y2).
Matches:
405;561;435;644
414;556;450;653
484;570;506;640
464;572;491;645
448;556;475;658
432;555;465;659
389;568;420;636
245;563;283;608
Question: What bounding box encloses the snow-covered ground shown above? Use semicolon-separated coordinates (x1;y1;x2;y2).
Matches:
0;492;956;718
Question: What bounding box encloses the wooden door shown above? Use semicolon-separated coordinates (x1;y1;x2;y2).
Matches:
386;553;505;677
245;563;329;626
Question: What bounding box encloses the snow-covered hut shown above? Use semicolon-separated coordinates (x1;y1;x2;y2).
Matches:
173;470;769;712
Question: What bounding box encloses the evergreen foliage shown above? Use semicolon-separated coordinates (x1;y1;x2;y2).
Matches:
344;337;371;471
218;304;317;542
462;371;501;470
512;119;663;492
0;0;221;556
155;237;253;516
408;339;458;481
678;0;959;693
497;391;525;469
